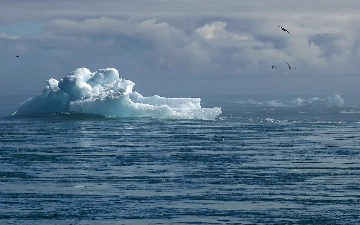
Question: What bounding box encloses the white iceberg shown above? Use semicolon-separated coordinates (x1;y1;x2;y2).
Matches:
13;68;221;120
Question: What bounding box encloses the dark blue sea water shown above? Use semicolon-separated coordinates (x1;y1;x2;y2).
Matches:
1;95;360;224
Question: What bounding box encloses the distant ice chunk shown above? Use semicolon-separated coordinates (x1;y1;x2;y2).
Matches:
235;95;344;108
306;95;344;107
326;94;344;107
266;100;286;107
290;98;305;107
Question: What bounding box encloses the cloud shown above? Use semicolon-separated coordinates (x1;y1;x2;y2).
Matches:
195;21;249;41
46;17;129;36
2;1;360;96
0;33;21;40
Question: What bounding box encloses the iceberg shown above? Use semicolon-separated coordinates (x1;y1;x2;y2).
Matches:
13;68;221;120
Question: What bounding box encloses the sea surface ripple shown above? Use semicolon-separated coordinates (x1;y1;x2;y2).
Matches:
1;104;360;224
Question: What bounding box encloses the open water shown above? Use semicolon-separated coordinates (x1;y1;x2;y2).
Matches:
1;95;360;224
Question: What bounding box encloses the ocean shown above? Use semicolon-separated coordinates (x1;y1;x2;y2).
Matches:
1;94;360;224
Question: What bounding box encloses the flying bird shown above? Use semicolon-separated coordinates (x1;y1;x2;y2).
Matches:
284;61;292;69
284;61;296;69
271;66;276;69
16;55;20;58
278;26;290;34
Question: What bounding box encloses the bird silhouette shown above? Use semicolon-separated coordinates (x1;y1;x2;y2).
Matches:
284;61;292;69
284;61;296;69
278;26;290;34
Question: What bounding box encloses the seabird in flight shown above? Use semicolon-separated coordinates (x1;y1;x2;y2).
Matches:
278;26;290;34
284;61;296;69
16;55;20;58
284;61;292;69
271;66;276;69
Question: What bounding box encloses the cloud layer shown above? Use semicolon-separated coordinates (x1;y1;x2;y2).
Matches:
1;1;360;96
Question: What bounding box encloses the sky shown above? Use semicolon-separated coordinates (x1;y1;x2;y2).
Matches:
1;0;360;97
